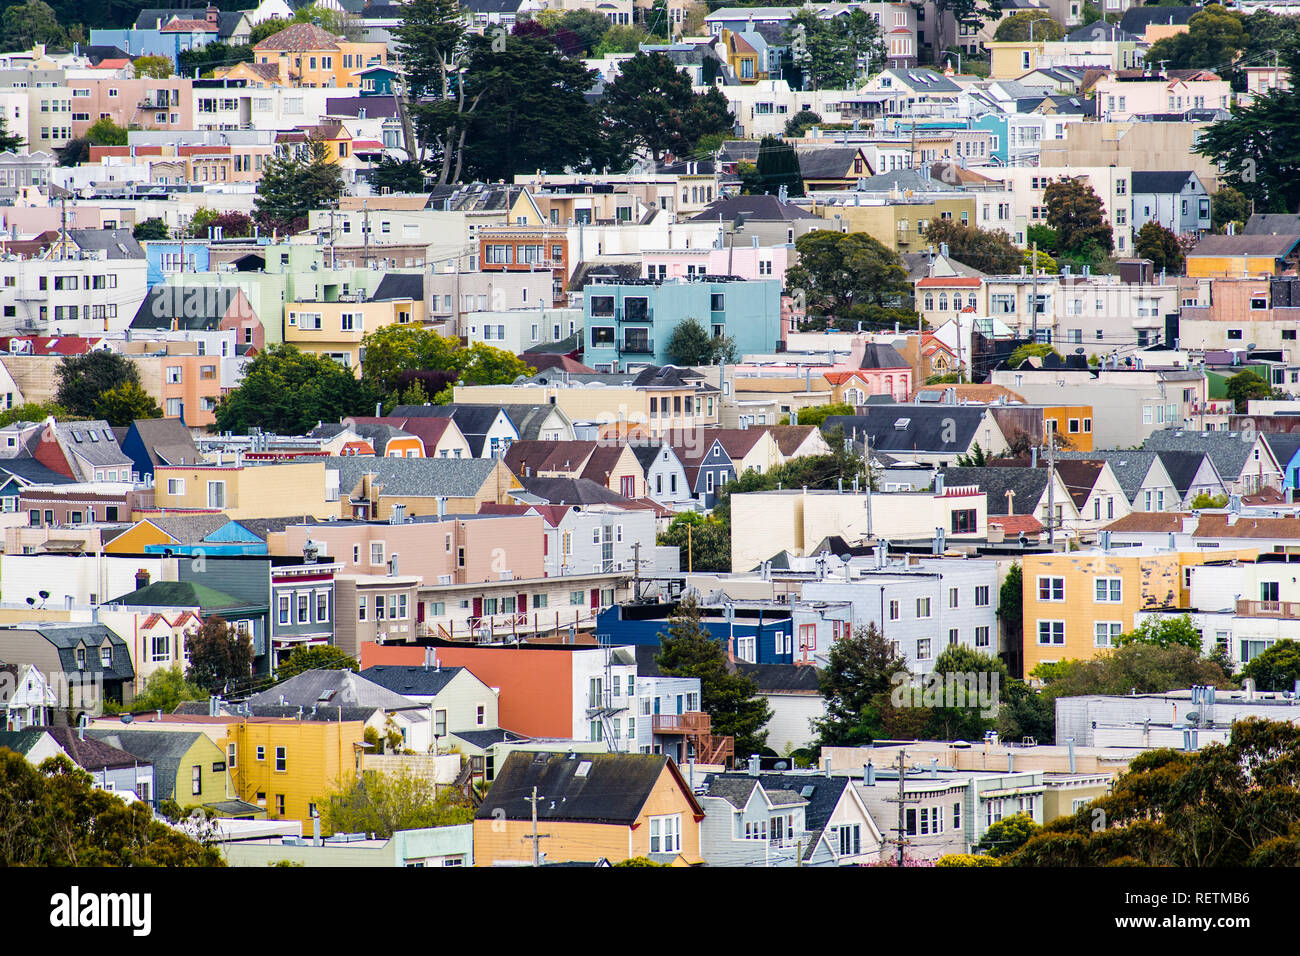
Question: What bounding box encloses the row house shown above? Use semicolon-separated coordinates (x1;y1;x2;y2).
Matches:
252;23;390;90
477;503;657;578
0;233;149;336
67;78;193;139
284;271;426;371
983;166;1135;255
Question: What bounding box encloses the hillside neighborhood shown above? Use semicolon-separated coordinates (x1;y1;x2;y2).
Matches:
2;0;1300;884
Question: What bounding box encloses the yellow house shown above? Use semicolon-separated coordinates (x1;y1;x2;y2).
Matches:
253;22;389;89
989;40;1043;79
212;61;286;88
1022;546;1257;673
285;285;426;373
825;198;978;253
87;727;240;813
231;717;366;826
717;29;764;83
473;752;705;866
1184;234;1300;279
151;461;334;520
275;122;354;165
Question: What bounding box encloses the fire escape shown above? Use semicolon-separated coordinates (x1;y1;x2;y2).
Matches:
587;648;628;752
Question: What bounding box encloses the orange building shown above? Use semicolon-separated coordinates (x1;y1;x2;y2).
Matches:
477;225;570;307
253;23;390;90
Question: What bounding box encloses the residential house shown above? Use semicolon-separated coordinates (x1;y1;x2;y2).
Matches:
823;406;1011;466
117;418;202;481
46;726;156;802
87;728;227;811
1131;170;1211;236
0;663;56;730
1142;428;1284;495
0;622;134;713
360;662;500;750
326;456;522;520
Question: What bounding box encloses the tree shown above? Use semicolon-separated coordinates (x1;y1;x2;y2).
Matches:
186;208;253;239
748;135;804;197
995;678;1055;744
786;230;912;321
657;512;729;572
993;11;1062;40
922;219;1021;274
1033;643;1233;700
656;596;772;755
1025;223;1058;255
1225;369;1272;413
253;138;342;234
998;563;1022;660
56;137;91;166
1210;186;1249;235
185;617;255;694
600;51;734;164
928;0;1003;65
976;812;1040;857
215;345;380;435
456;341;535;386
1006;718;1300;866
1190;491;1229;509
392;0;470;179
784;9;884;90
955;442;989;467
1115;614;1203;652
1043;177;1113;258
56;351;142;418
1241;639;1300;692
275;645;359;682
133;54;171;78
922;645;1008;742
178;42;252;79
664;317;735;366
85;116;127;146
783;109;822;138
357;325;532;401
814;622;908;746
1006;342;1060;368
0;108;23;152
613;855;669;866
370;157;426;194
93;380;162;427
2;0;67;51
0;751;223;866
790;403;853;427
103;666;205;716
0;400;73;427
133;217;170;240
1134;220;1184;273
595;24;647;55
1144;4;1245;72
555;8;611;54
320;768;474;838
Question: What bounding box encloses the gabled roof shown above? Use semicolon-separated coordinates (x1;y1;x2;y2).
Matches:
687;194;820;223
765;425;819;457
247;668;422;711
1154;449;1215;496
940;466;1047;515
1131;170;1198;195
476;751;702;825
734;662;821;693
1143;428;1268;480
0;728;50;757
139;513;232;545
252;22;342;51
68;229;144;259
86;729;203;799
127;417;201;468
1056;450;1160;501
46;726;145;772
1243;214;1300;236
517;476;631;506
372;273;424;301
327;456;500;499
824;406;989;455
708;771;849;833
106;579;255;612
1193;513;1300;539
22;624;133;683
1188;234;1300;259
358;664;467;698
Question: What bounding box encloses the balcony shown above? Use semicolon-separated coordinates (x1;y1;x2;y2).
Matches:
653;712;711;735
622;338;655;354
1237;599;1300;619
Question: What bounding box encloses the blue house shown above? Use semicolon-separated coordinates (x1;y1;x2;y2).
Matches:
143;240;212;287
584;276;783;373
119;418;202;480
672;436;736;510
594;602;794;665
356;66;397;96
1266;433;1300;490
141;520;267;556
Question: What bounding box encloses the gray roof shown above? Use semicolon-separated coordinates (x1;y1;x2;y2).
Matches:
518;476;631;505
708;771;849;835
60;420;132;467
22;623;133;685
0;458;74;485
1243;214;1300;236
477;751;691;825
327;455;499;499
499;404;565;441
1120;5;1197;33
128;417;201;467
689;193;821;223
856;343;908;370
86;729;203;800
132;285;244;330
735;662;822;693
1154;449;1215;496
824;406;989;455
857;167;961;193
387;404;510;456
703;775;759;808
142;513;233;545
1131;171;1197;196
247;669;424;711
0;728;49;757
881;68;961;93
68;228;145;260
47;726;148;772
940;466;1047;514
359;664;466;697
372;273;424;301
1189;234;1300;259
1055;450;1162;502
1066;21;1135;41
1265;432;1300;469
447;728;526;749
1142;428;1265;480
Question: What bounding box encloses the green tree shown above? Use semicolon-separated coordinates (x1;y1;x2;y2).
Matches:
132;54;171;78
103;666;205;716
791;403;853;427
253;138;342;233
600;51;734;163
2;0;67;51
133;217;170;240
993;12;1062;40
0;400;73;427
1115;614;1203;652
1006;342;1060;368
1034;643;1234;700
185;616;255;694
785;9;884;90
657;512;729;572
249;17;292;44
275;645;359;682
922;645;1008;741
320;768;474;838
747;135;804;197
995;678;1055;744
1134;220;1184;273
998;563;1023;660
595;23;647;55
1144;4;1245;71
371;157;426;194
1007;719;1300;866
56;137;91;166
0;751;223;866
1044;177;1113;258
1226;369;1272;413
1241;639;1300;692
215;344;379;435
976;812;1040;856
93;380;163;427
456;341;535;386
555;8;611;53
56;351;142;418
664;317;736;366
187;208;253;239
813;622;907;746
0;107;23;152
656;596;772;755
786;230;912;321
1025;223;1058;255
1210;186;1249;234
1190;491;1229;509
922;218;1021;274
783;109;822;138
955;442;989;467
613;855;668;866
85;116;128;146
358;325;531;400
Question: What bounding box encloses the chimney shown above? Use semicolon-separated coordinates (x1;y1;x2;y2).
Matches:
1066;737;1076;773
1099;530;1111;552
928;757;938;778
436;496;448;520
821;756;833;776
934;473;945;495
864;761;875;786
424;647;435;670
135;568;150;590
747;754;760;776
1007;751;1014;772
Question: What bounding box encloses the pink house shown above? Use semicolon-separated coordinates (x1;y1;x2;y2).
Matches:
641;244;793;283
731;337;913;402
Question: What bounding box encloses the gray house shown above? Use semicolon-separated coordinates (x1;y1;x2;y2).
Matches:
46;725;156;803
1131;170;1210;237
632;442;693;509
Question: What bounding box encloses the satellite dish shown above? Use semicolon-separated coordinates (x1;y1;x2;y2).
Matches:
38;590;49;600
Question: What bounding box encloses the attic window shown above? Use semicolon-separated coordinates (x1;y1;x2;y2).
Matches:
894;418;910;429
73;432;83;442
575;760;592;777
317;690;335;703
89;432;99;442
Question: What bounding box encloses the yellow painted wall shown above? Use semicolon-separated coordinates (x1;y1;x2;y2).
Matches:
105;521;175;555
152;462;333;520
1186;255;1286;279
232;719;366;826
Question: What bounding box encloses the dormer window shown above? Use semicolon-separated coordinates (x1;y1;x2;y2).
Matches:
75;647;85;669
101;646;112;666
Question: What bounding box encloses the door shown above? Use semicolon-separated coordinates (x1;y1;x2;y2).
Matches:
676;694;683;715
590;588;599;609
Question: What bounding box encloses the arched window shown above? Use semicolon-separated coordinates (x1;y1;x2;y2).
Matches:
938;293;948;311
924;293;934;310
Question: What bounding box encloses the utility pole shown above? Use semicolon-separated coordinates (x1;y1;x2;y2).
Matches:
1030;241;1038;343
1046;426;1056;546
632;541;641;602
524;786;550;866
895;750;907;866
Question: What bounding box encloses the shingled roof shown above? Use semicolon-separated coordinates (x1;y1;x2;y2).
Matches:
252;22;342;51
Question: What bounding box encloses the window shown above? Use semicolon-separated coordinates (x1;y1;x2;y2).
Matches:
975;585;990;607
951;509;977;533
275;747;286;772
1095;621;1123;647
192;765;202;795
297;593;309;624
358;596;367;621
1094;578;1122;603
976;626;990;647
278;594;290;625
917;638;932;660
256;746;265;761
151;633;170;663
317;592;329;622
649;814;682;854
1037;577;1064;601
167;478;185;496
276;794;285;817
889;599;900;620
1038;620;1065;645
916;597;931;618
371;542;385;565
207;481;225;509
